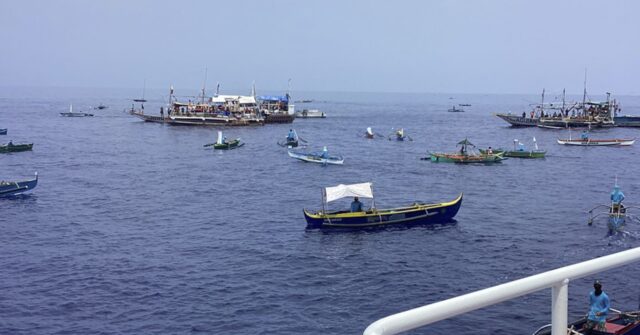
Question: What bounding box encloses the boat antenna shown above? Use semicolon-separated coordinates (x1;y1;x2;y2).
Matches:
201;67;208;104
541;88;545;114
562;88;566;115
216;82;220;96
582;68;588;106
142;79;146;100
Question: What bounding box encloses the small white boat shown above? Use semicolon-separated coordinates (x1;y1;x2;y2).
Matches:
60;104;94;117
295;109;326;118
288;147;343;165
557;138;635;146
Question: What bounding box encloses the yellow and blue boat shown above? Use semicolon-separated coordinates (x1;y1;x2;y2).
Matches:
303;182;462;229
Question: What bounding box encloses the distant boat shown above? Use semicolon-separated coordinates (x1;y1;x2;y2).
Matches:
0;129;6;135
480;138;546;158
557;138;635;146
0;172;38;197
295;109;326;118
94;104;108;110
0;142;33;153
427;138;506;164
459;104;472;107
60;104;93;117
288;147;344;165
448;105;465;113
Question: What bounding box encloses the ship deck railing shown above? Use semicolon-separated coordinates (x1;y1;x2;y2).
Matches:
363;247;640;335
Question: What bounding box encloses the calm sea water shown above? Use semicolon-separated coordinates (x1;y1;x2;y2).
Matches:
2;87;640;334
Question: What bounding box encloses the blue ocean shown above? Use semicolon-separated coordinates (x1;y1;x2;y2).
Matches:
2;87;640;334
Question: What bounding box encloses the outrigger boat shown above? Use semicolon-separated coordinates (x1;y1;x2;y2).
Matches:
428;138;505;164
204;131;244;150
278;129;301;147
295;109;325;118
448;105;465;112
288;146;344;165
588;184;639;235
533;309;640;335
303;182;462;229
364;127;383;139
0;142;33;153
0;172;38;197
60;104;94;117
480;138;546;158
0;129;6;135
557;138;635;146
388;128;412;141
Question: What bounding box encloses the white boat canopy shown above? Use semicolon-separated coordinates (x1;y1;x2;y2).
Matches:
324;183;373;203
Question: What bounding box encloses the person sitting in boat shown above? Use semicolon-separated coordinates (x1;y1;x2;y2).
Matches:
351;197;363;212
518;142;525;151
611;185;625;206
287;129;296;141
581;130;589;140
8;141;13;147
585;280;609;332
321;146;329;159
487;147;493;155
396;129;404;140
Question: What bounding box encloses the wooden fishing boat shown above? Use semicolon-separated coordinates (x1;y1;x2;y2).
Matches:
204;131;244;150
0;128;6;135
303;182;462;229
0;172;38;197
278;129;300;147
295;109;326;118
0;142;33;153
448;106;465;112
533;309;640;335
61;104;93;117
480;138;546;158
427;138;505;164
557;138;635;146
288;148;344;165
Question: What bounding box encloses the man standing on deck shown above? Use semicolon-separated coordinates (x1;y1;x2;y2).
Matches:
585;280;610;332
611;185;625;205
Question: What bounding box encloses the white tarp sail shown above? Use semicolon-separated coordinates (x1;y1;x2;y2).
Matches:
217;131;223;144
324;182;373;203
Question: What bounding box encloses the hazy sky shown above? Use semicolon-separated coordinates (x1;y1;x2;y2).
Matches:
1;0;638;95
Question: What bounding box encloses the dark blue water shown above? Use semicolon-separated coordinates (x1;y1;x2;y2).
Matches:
2;87;640;334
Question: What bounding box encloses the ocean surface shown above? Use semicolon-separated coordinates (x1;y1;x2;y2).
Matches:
2;87;640;334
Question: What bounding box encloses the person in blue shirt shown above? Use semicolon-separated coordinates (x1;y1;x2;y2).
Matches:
518;142;526;151
321;146;329;159
351;197;363;212
581;130;589;140
287;129;296;142
611;185;625;205
585;280;610;332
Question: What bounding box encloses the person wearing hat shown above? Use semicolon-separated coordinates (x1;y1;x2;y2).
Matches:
585;280;610;331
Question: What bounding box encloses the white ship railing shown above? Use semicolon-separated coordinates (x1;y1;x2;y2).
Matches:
364;247;640;335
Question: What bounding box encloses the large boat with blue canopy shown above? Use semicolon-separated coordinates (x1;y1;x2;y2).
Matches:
303;182;462;229
258;94;295;123
0;172;38;197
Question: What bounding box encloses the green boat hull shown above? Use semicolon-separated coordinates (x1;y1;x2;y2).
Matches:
213;140;244;150
480;149;546;158
0;143;33;153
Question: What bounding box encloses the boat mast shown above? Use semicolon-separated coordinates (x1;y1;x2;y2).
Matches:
582;68;587;106
541;88;545;116
562;88;566;115
142;79;146;100
201;67;208;104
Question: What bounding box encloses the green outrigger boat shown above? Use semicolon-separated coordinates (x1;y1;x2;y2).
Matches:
426;139;506;164
479;138;546;159
204;131;244;150
0;142;33;153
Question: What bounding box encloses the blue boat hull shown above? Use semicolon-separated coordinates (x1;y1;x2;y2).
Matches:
0;174;38;197
0;129;6;135
303;194;462;229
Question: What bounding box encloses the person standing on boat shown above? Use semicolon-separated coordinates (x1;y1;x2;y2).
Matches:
585;280;609;332
581;130;589;141
611;185;625;205
351;197;363;212
321;146;329;159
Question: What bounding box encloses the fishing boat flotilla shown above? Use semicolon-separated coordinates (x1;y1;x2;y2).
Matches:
0;172;38;197
204;131;244;150
0;142;33;153
480;138;546;158
303;182;462;229
428;138;505;164
288;146;344;165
